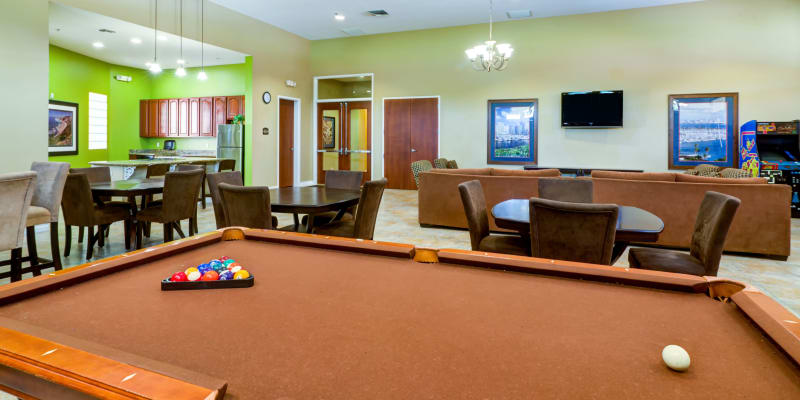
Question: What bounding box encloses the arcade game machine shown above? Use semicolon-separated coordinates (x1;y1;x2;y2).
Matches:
740;119;800;217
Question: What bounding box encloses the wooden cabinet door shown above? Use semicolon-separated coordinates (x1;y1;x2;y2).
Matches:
168;99;179;136
147;100;158;138
139;100;148;137
158;99;169;137
189;98;200;136
200;97;214;136
213;97;227;126
178;98;189;136
226;96;243;120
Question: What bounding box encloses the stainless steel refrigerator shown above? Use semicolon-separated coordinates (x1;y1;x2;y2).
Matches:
216;124;245;180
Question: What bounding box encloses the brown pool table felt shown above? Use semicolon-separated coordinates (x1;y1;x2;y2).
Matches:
0;231;799;399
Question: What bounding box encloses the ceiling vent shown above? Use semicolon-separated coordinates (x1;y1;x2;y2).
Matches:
98;28;116;33
341;27;367;36
366;10;389;17
506;9;532;19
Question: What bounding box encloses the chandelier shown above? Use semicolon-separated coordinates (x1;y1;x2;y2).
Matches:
465;0;514;72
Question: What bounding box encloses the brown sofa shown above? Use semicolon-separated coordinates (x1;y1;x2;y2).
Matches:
418;168;791;258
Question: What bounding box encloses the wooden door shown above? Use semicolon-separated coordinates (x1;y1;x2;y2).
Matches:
158;99;169;137
139;100;148;137
178;98;189;136
317;102;343;185
279;99;295;187
227;96;243;120
342;101;372;184
213;97;227;126
188;98;200;136
147;100;158;138
168;99;179;136
383;98;439;189
199;97;214;136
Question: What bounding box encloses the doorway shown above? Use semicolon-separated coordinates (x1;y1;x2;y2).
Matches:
316;101;372;184
383;97;439;189
277;96;300;187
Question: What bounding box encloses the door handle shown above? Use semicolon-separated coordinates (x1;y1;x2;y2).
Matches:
411;148;417;152
290;147;294;152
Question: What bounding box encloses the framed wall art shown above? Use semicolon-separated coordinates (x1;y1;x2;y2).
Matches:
668;93;738;169
321;116;336;149
487;99;538;165
48;100;79;156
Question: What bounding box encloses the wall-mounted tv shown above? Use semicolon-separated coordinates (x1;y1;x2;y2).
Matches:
561;90;623;128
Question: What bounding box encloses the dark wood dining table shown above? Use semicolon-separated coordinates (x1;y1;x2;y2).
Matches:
492;199;665;264
90;178;165;249
270;186;361;233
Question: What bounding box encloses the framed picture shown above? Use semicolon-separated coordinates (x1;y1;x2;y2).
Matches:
321;116;336;149
487;99;538;164
668;93;738;169
48;100;78;156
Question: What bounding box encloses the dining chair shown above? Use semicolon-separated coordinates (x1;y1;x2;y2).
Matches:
218;183;274;229
136;169;204;246
433;158;448;169
69;166;126;242
529;198;618;265
208;171;279;230
0;172;36;282
457;180;528;256
411;160;433;189
175;164;205;232
301;170;363;228
217;159;236;172
628;191;740;276
538;178;593;203
21;161;69;276
311;178;387;240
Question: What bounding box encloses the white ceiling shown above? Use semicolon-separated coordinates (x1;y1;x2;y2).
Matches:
210;0;702;40
49;2;247;70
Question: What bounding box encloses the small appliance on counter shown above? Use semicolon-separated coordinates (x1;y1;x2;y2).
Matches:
164;140;176;151
217;124;244;180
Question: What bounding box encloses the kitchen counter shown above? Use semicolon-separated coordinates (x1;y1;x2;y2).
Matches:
129;149;217;157
90;157;229;180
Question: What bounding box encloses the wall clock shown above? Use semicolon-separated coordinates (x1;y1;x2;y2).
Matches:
262;91;272;104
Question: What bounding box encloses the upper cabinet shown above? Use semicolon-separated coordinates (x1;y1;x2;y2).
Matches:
139;95;245;138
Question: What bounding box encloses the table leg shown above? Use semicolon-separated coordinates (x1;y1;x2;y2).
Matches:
611;241;629;265
128;195;141;250
306;214;315;234
292;213;300;231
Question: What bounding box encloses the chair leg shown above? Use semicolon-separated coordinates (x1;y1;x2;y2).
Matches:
135;222;144;250
86;226;96;260
174;222;186;239
123;219;132;250
201;177;207;209
64;225;72;257
50;222;62;271
78;226;84;244
25;226;40;276
105;225;111;237
97;225;105;248
189;218;195;236
163;223;174;243
10;248;22;282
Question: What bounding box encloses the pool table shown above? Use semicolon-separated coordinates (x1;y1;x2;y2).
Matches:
0;228;798;399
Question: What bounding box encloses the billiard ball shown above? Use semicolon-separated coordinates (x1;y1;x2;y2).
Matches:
184;267;201;281
198;264;213;275
212;263;227;273
223;259;235;265
227;263;242;273
201;270;220;281
233;270;250;280
170;272;188;282
218;270;233;280
219;256;229;261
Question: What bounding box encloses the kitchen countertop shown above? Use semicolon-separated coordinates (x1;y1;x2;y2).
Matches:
90;157;224;167
129;149;217;157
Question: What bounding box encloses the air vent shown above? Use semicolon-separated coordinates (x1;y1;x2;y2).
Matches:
367;9;389;16
341;28;367;36
506;9;532;19
98;28;116;33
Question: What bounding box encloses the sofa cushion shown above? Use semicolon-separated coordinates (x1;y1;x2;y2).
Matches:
628;247;707;276
675;174;767;184
591;170;676;182
431;168;491;175
694;164;722;177
490;168;561;177
719;168;754;179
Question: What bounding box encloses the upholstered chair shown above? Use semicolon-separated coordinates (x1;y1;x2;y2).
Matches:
457;180;528;256
69;166;125;241
411;160;433;189
219;184;274;229
207;171;243;229
301;170;364;228
23;162;69;275
445;160;459;169
433;158;448;169
0;172;36;282
136;170;203;245
312;178;387;240
538;178;593;203
217;159;236;172
629;191;740;276
529;198;618;265
175;164;205;232
61;173;132;260
146;163;171;178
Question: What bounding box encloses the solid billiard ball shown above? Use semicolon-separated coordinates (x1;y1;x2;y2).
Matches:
201;270;220;281
212;263;227;273
233;270;250;280
662;345;691;372
227;263;242;273
198;264;213;275
218;270;234;280
184;267;201;281
170;272;188;282
223;259;235;266
219;256;229;261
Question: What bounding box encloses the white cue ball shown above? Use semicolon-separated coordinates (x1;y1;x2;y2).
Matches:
662;345;691;372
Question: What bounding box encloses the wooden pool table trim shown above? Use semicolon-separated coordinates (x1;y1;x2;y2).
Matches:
0;228;797;399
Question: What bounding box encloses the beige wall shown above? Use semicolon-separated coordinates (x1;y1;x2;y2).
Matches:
311;0;800;174
57;0;314;186
0;0;49;173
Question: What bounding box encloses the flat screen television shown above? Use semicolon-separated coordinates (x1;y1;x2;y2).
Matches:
561;91;623;128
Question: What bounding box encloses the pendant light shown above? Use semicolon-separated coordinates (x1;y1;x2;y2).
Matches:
175;0;187;77
197;0;208;81
149;0;162;73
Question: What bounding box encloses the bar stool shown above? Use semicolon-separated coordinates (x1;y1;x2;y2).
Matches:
0;172;37;282
21;162;69;276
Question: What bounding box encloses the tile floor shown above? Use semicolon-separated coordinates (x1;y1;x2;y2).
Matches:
1;189;798;316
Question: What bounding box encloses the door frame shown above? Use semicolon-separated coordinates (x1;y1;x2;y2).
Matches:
313;73;374;183
381;96;441;179
276;95;301;187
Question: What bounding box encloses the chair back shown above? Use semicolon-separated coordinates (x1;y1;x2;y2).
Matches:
61;173;96;227
352;178;387;239
325;170;363;190
457;180;490;250
162;170;204;222
538;178;593;203
446;160;459;169
175;164;205;172
69;167;111;183
218;183;273;229
146;163;171;178
207;171;243;228
410;160;433;188
529;198;618;265
0;172;36;251
433;158;448;169
217;159;236;172
30;161;70;223
690;191;741;275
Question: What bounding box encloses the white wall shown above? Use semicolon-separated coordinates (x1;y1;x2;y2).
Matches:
0;0;49;172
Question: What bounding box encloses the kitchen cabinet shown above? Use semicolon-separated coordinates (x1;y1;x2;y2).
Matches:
168;99;179;136
147;100;158;138
178;98;189;136
158;100;169;137
200;97;214;136
226;95;243;120
138;94;244;138
213;97;227;126
139;100;148;137
189;98;200;136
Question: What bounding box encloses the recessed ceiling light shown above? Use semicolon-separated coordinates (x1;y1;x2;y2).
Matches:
130;37;142;44
157;35;167;41
92;41;104;49
334;13;345;21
